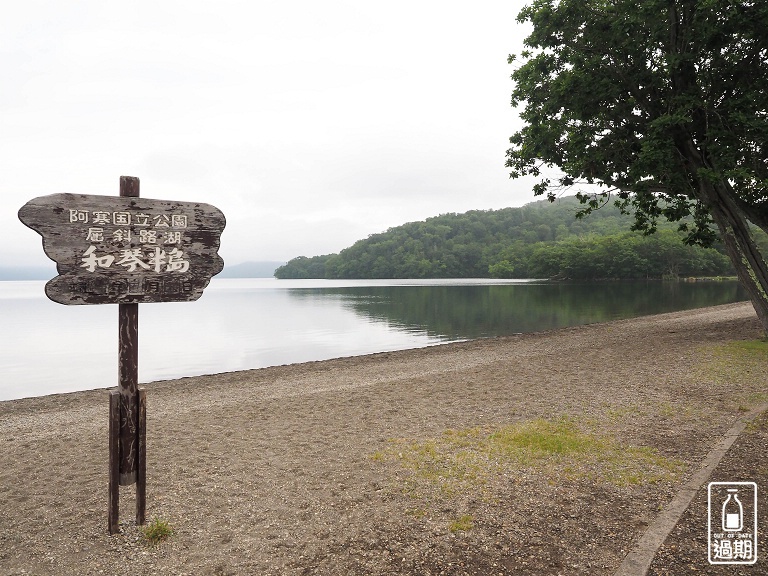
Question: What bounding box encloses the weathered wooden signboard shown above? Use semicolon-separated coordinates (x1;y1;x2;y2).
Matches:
18;192;225;305
18;176;225;534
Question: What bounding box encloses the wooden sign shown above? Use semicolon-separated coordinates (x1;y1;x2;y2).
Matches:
18;193;225;305
19;177;226;534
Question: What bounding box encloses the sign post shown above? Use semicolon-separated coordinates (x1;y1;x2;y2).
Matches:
19;176;225;534
117;176;141;530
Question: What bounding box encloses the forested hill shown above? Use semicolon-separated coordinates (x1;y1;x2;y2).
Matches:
274;196;739;280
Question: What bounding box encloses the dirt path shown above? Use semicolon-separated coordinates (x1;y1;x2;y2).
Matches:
0;302;765;575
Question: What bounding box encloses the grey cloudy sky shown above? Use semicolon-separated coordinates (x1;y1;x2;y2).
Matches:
3;1;536;268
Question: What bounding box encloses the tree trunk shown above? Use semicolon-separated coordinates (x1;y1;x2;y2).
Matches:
708;191;768;335
683;142;768;335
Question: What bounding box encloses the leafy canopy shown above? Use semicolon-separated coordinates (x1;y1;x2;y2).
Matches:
274;198;737;279
506;0;768;246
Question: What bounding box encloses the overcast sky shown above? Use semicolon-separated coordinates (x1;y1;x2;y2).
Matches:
3;1;537;268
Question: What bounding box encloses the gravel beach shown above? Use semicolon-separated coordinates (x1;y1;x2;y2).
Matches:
1;301;765;575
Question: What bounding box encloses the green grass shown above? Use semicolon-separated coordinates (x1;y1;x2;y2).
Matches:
604;404;646;421
141;518;174;545
406;507;428;519
372;417;684;498
708;339;768;369
701;339;768;412
487;417;594;457
448;514;473;533
726;339;768;353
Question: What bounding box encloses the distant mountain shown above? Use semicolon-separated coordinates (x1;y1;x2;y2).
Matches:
0;266;57;281
275;197;740;280
218;261;285;278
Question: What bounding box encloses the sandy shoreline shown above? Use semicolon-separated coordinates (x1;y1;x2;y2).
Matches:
1;302;766;575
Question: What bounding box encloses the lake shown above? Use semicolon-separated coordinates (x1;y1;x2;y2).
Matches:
0;278;748;401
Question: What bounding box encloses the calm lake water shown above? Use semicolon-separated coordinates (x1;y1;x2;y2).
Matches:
0;278;748;401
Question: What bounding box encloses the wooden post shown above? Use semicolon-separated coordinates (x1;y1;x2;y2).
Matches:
108;390;120;534
136;386;147;525
118;301;139;485
112;175;147;530
118;176;140;487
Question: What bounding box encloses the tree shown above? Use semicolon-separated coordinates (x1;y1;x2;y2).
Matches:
507;0;768;332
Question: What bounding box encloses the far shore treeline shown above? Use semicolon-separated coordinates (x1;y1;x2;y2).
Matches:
275;196;768;280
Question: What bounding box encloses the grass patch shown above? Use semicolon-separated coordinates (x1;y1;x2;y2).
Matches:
726;339;768;353
448;514;473;533
604;404;646;421
604;402;703;423
708;339;768;368
406;507;428;519
488;418;593;457
701;340;768;412
372;417;684;498
141;518;174;545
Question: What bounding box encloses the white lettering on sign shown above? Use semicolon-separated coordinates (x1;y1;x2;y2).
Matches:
86;227;105;242
81;246;116;272
115;249;152;272
70;208;192;272
147;248;190;273
93;211;111;224
164;231;182;244
80;246;190;274
70;210;188;232
138;229;157;244
165;248;190;272
112;229;131;243
147;248;166;273
70;209;89;223
112;211;131;226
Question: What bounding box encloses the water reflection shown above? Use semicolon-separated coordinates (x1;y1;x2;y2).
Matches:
286;280;748;339
0;279;748;400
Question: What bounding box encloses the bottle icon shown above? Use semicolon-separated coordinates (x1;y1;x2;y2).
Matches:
722;489;743;532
